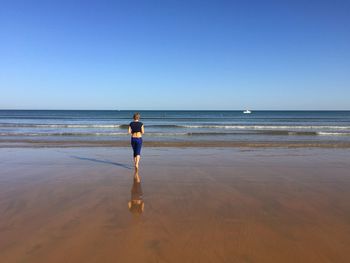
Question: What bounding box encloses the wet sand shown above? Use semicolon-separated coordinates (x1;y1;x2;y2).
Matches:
2;139;350;148
1;147;350;263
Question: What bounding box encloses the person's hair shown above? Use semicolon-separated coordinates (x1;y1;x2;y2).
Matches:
133;112;140;120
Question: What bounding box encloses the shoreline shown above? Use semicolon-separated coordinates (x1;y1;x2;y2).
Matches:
1;139;350;148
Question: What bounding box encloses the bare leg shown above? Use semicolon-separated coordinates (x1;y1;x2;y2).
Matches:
135;155;141;169
133;156;137;168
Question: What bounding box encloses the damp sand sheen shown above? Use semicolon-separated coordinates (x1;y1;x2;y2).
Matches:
1;147;350;263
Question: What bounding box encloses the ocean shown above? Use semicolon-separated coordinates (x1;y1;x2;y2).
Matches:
1;110;350;144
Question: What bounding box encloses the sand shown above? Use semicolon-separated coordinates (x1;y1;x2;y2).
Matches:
2;139;350;148
1;147;350;263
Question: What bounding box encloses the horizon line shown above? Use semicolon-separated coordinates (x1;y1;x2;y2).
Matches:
0;109;349;111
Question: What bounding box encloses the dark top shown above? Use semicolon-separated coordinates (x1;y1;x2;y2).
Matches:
129;121;143;134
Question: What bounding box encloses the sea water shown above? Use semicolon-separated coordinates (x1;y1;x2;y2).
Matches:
0;110;350;143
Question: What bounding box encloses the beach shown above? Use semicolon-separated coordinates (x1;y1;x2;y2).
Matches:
2;139;350;148
1;147;350;263
2;0;350;261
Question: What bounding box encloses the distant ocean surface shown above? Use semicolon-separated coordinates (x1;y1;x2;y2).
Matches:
1;110;350;144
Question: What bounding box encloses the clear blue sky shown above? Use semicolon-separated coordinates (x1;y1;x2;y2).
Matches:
0;0;349;110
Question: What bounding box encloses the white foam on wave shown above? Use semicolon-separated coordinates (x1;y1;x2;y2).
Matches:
0;132;127;136
0;124;124;128
317;132;350;136
179;125;350;130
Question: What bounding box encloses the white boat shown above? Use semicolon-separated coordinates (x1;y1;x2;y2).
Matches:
243;110;251;114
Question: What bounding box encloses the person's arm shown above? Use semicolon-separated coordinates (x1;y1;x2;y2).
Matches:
128;126;132;135
141;125;145;134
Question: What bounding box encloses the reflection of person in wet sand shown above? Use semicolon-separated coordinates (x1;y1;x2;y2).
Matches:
128;169;144;215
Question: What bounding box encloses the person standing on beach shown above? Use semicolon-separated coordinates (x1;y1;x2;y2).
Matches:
128;112;144;169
